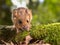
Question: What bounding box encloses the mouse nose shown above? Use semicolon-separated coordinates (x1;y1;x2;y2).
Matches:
23;26;29;30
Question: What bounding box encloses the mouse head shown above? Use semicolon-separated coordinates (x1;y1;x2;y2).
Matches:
12;7;32;31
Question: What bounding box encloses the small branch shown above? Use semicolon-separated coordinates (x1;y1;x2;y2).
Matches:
0;25;14;30
1;40;14;45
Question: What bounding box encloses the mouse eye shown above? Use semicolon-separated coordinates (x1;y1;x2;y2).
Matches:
27;20;29;23
13;15;16;18
18;20;22;24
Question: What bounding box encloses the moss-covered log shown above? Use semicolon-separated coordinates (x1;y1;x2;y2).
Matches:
30;23;60;45
0;23;60;45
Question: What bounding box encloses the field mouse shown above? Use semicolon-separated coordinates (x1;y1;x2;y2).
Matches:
12;7;32;33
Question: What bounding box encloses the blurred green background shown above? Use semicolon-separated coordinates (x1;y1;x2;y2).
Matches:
0;0;60;25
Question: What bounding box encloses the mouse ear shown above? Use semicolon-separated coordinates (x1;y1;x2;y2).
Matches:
12;9;18;17
28;9;32;22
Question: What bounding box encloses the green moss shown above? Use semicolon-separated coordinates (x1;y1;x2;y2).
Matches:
15;31;29;42
30;23;60;45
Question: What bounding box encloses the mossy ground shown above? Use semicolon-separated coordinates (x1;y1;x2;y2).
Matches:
0;23;60;45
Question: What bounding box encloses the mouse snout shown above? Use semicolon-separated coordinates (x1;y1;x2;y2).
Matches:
23;26;28;30
22;25;29;30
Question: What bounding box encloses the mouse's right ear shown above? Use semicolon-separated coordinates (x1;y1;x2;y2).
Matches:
12;9;18;17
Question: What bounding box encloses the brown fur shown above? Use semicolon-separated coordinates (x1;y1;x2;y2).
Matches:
12;7;32;33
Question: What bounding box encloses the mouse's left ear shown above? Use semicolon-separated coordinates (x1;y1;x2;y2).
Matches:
12;9;18;17
29;9;32;22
